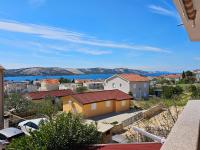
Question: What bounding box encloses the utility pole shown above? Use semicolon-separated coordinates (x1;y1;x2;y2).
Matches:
0;65;4;129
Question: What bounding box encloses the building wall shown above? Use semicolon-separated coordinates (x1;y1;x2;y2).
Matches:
62;96;83;114
195;73;200;82
83;100;114;118
39;82;59;91
104;76;130;93
0;68;3;129
115;100;130;112
62;96;130;118
129;81;149;99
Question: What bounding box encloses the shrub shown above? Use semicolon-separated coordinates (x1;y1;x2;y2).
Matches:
7;113;101;150
76;86;88;93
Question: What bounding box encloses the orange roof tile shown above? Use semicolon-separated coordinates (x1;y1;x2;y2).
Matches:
42;79;60;84
163;74;181;79
118;74;149;82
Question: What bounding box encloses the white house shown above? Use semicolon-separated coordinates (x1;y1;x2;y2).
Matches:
59;83;82;91
104;74;149;99
39;79;60;91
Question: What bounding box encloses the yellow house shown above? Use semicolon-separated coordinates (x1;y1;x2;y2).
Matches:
62;89;132;118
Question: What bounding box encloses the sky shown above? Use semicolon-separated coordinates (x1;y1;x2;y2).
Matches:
0;0;200;72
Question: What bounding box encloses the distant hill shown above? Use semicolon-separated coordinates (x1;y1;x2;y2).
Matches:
4;67;171;77
5;67;74;77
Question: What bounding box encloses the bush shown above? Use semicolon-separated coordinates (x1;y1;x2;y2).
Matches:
162;86;183;99
76;86;88;93
4;93;33;114
7;113;101;150
59;77;72;83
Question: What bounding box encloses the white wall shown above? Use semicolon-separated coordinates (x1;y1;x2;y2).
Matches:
104;76;130;93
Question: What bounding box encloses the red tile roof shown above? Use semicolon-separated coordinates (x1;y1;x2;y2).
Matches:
89;143;162;150
27;89;74;100
163;74;181;79
71;89;132;104
118;74;149;82
41;79;60;84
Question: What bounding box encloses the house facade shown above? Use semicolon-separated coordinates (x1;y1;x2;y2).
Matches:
62;89;132;118
0;66;4;129
59;83;82;91
39;79;60;91
104;74;149;99
193;70;200;82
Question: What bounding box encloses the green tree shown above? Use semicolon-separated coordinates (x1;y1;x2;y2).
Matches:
4;93;33;114
162;86;183;99
185;70;193;78
182;71;186;79
76;86;88;93
162;86;174;99
7;113;101;150
59;77;72;83
173;86;183;95
34;96;62;118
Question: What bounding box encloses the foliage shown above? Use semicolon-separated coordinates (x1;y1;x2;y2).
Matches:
7;113;101;150
178;70;196;84
185;70;194;77
59;77;72;83
4;93;33;114
156;78;171;85
162;86;174;99
162;86;183;99
186;85;200;99
76;86;88;93
34;97;62;118
134;93;189;110
182;71;186;79
149;87;155;95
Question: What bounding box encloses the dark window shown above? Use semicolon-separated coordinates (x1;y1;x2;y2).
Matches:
0;134;7;140
24;122;39;129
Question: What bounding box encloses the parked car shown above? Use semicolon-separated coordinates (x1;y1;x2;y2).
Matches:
0;127;24;148
18;118;47;135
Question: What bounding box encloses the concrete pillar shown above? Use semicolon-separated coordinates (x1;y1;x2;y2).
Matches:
0;66;4;129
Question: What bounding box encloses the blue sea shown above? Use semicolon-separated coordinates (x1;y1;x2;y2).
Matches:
5;74;114;82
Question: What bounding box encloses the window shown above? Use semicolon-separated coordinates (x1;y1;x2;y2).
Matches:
0;133;7;140
91;103;96;110
24;122;39;129
133;84;136;89
105;101;111;107
144;83;147;88
144;93;147;97
134;94;136;98
112;83;116;88
121;101;126;106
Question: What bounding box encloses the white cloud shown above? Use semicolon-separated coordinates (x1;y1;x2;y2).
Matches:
148;4;181;22
0;19;171;53
0;38;112;56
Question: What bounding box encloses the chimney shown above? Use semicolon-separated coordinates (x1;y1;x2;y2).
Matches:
0;66;4;129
